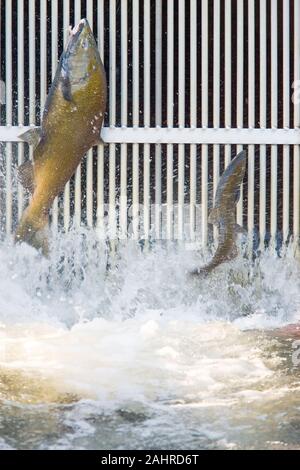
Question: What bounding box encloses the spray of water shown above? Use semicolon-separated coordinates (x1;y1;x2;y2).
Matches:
0;229;300;449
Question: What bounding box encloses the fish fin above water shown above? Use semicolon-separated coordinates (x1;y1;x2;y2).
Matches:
18;128;42;149
15;210;49;256
33;225;50;257
208;208;219;225
18;161;35;194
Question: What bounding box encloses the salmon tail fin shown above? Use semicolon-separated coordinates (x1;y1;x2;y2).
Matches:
15;212;50;257
31;227;50;257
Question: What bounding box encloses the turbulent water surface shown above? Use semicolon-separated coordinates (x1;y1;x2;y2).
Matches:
0;230;300;450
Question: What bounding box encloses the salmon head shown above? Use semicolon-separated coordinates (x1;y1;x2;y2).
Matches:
60;18;103;100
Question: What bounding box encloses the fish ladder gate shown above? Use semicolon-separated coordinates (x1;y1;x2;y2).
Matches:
0;1;299;252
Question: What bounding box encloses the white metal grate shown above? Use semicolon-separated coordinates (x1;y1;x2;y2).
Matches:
0;0;299;250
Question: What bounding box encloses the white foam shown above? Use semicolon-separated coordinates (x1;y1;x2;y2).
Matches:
0;230;300;448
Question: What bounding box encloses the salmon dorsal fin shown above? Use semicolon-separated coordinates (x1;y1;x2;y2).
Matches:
18;161;35;194
18;128;42;150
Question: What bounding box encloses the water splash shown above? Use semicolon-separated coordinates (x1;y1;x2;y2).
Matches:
0;229;300;449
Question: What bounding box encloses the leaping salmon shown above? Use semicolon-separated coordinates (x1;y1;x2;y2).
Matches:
191;150;247;276
15;19;107;255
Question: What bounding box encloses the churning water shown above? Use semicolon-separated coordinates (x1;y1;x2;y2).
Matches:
0;229;300;450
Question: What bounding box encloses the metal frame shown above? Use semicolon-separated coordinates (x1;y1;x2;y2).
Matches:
0;0;299;249
0;127;299;145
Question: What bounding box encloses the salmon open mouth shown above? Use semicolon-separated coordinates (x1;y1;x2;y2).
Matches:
65;19;88;54
69;19;86;38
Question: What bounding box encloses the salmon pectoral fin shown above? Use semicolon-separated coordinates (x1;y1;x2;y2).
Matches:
19;127;42;150
18;161;35;194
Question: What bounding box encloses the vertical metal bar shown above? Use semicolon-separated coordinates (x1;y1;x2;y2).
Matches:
178;0;185;241
201;0;208;246
132;0;139;240
63;0;70;44
0;1;1;112
167;0;174;241
96;0;104;231
120;0;128;239
248;0;255;239
5;0;12;234
29;0;35;130
224;0;231;167
213;0;220;241
236;0;244;227
109;0;117;241
144;0;150;243
63;0;70;231
259;0;267;249
155;0;162;239
51;0;58;230
74;0;81;227
271;0;278;245
190;0;197;242
17;0;24;220
294;0;300;246
86;2;94;228
40;0;47;115
283;0;290;244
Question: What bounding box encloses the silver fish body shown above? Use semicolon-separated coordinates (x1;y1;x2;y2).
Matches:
191;150;247;276
15;19;107;255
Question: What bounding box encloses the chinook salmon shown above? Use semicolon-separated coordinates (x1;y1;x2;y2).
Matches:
191;150;247;276
15;19;106;255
